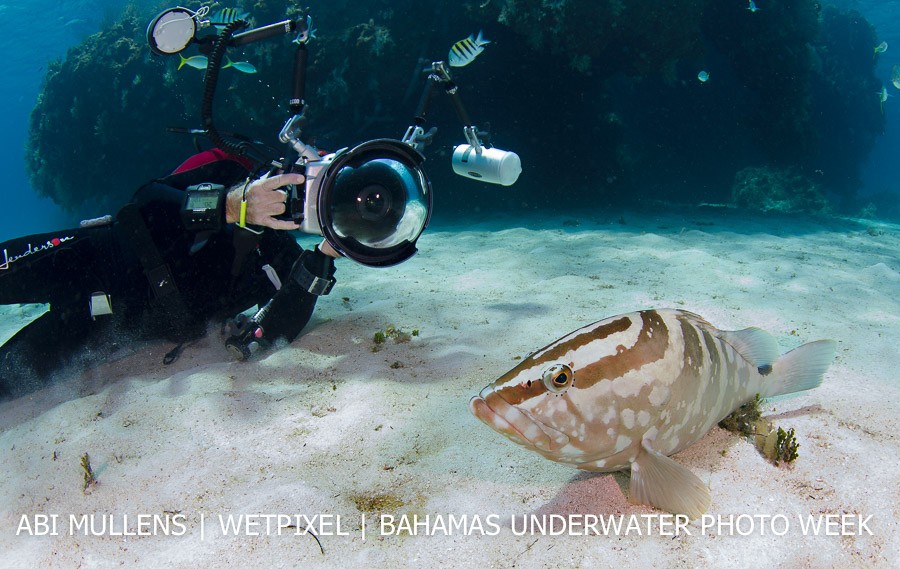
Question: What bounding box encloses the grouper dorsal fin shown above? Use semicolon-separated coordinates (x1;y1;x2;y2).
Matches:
630;439;711;520
718;327;779;368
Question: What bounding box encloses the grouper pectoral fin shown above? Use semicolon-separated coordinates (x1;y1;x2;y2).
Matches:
629;439;711;520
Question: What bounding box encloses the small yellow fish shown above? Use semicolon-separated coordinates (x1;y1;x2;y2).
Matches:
178;54;208;71
891;64;900;89
224;57;257;74
470;309;835;519
874;41;888;55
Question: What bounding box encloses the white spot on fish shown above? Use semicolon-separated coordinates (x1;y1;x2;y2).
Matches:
638;410;651;426
607;427;616;437
613;376;643;398
602;406;616;424
649;384;670;406
524;425;542;440
615;435;633;452
622;409;635;429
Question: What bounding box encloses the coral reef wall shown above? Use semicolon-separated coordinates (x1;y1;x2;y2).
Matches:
26;0;886;218
27;12;194;214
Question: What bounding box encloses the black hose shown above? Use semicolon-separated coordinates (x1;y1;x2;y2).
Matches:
201;20;251;159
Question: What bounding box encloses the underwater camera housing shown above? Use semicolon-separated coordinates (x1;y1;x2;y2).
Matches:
282;137;432;267
147;7;518;268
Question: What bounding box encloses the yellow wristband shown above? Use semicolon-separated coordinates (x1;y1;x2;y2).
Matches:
238;178;251;228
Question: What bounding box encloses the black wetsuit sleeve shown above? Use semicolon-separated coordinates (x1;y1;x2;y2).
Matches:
256;246;336;343
130;158;249;244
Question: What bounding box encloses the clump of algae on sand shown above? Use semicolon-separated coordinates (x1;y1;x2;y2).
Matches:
719;394;800;465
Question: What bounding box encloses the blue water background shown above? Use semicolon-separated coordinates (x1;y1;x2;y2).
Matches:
0;0;129;240
843;0;900;198
0;0;897;242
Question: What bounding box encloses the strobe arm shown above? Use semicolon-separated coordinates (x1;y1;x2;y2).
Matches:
401;61;488;153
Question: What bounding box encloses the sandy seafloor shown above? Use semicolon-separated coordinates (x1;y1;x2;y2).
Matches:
0;205;897;568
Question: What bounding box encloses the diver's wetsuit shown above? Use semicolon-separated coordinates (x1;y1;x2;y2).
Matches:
0;152;336;397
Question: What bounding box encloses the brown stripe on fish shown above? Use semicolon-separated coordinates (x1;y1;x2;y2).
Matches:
491;315;635;403
647;315;717;454
679;314;705;378
533;316;633;364
698;328;725;412
572;310;671;390
703;330;724;381
711;340;738;425
501;311;671;406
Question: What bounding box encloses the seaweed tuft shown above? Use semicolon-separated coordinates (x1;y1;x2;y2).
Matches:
719;394;763;437
81;453;97;492
774;427;800;465
753;420;801;466
372;325;415;352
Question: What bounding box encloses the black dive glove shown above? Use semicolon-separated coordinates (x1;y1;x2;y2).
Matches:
225;247;336;360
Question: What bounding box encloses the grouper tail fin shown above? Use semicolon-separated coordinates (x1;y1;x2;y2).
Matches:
761;340;837;398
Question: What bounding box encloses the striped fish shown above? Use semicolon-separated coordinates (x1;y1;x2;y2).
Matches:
470;309;836;519
449;31;490;67
209;8;250;29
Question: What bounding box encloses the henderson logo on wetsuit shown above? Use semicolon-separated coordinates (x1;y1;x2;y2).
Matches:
0;236;76;271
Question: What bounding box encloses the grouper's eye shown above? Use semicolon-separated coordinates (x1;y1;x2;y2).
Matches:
542;363;574;393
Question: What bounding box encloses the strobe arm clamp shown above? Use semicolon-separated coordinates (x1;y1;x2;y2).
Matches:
402;61;489;154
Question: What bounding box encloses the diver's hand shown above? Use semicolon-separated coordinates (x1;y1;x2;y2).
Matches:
225;173;303;230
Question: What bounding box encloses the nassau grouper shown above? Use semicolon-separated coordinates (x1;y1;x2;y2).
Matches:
469;309;836;519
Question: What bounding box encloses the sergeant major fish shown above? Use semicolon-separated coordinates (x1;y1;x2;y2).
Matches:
449;31;490;67
469;309;836;519
209;7;250;30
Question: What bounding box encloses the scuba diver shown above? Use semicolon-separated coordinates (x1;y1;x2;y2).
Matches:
0;7;521;400
0;148;340;398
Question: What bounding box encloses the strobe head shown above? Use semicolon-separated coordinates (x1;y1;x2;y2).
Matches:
147;7;199;55
452;145;521;186
316;140;432;267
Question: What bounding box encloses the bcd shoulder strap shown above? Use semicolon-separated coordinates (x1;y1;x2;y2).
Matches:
115;203;193;333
